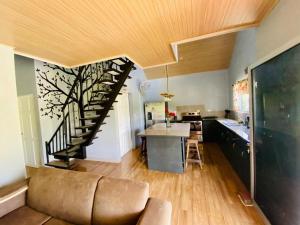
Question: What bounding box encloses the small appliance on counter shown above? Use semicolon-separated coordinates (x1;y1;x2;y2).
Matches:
225;109;231;118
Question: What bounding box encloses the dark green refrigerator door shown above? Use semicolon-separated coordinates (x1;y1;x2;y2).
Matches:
252;44;300;225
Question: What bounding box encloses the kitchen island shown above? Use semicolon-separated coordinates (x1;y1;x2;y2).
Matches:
138;123;190;173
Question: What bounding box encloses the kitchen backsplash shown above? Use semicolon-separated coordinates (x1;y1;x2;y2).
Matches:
230;110;250;123
175;105;225;120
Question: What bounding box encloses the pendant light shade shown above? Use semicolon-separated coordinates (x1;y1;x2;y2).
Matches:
160;65;174;101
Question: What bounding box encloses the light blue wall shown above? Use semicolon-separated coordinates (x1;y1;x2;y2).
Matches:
143;70;229;112
14;55;37;97
228;0;300;110
256;0;300;60
228;29;256;109
126;68;146;146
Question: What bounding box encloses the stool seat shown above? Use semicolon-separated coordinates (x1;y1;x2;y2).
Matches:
187;139;199;144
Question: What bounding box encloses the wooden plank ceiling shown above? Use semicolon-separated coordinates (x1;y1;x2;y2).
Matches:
0;0;277;68
144;33;237;79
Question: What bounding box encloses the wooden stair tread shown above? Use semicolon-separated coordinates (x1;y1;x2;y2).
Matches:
79;116;100;120
53;149;79;157
75;124;96;129
71;131;91;138
89;100;117;105
112;58;127;65
104;68;121;75
89;99;108;103
68;138;87;146
84;109;103;112
46;160;76;169
99;79;116;85
52;145;80;157
88;101;107;106
92;90;110;94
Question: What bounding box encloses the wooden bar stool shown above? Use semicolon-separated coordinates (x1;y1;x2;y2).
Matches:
140;136;147;163
186;137;203;169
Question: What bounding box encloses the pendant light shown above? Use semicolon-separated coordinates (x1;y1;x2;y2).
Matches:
160;65;174;101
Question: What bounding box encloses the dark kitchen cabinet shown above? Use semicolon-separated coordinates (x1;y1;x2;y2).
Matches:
216;122;251;191
235;138;251;190
202;119;218;142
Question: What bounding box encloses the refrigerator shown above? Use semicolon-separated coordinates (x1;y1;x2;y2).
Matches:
144;102;166;128
251;43;300;225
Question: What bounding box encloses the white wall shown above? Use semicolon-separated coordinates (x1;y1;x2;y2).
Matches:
143;70;229;112
0;45;25;187
256;0;300;60
86;109;122;162
86;67;146;162
228;29;256;109
126;68;146;146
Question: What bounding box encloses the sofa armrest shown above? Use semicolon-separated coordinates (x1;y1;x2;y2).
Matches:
137;198;172;225
0;179;29;217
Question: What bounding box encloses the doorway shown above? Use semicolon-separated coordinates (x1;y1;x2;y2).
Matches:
116;92;133;157
18;94;42;167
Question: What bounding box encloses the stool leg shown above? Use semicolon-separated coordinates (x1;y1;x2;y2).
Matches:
195;143;203;169
199;144;204;164
186;143;190;169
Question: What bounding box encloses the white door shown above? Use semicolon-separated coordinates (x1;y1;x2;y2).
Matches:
117;92;133;157
18;94;41;167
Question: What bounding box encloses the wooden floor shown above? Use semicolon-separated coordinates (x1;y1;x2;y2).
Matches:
67;143;265;225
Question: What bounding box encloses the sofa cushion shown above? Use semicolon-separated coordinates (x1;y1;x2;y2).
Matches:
27;167;102;225
92;177;149;225
136;198;172;225
0;206;50;225
43;218;75;225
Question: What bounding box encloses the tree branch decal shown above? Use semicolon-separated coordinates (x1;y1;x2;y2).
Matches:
36;61;107;119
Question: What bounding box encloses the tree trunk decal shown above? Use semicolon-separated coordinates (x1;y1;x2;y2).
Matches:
36;62;108;119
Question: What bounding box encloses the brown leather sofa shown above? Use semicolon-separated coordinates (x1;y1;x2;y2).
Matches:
0;167;172;225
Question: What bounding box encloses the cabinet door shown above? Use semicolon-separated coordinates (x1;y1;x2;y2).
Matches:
240;146;251;191
231;139;241;175
203;120;217;142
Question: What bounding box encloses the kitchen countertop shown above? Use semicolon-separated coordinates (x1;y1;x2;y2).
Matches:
216;119;250;143
138;123;190;137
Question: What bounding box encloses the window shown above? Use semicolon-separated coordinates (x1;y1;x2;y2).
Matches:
233;79;249;112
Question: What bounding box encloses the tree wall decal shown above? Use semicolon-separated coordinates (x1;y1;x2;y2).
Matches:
36;62;107;119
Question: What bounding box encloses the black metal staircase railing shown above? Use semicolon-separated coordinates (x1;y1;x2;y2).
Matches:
45;58;134;168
